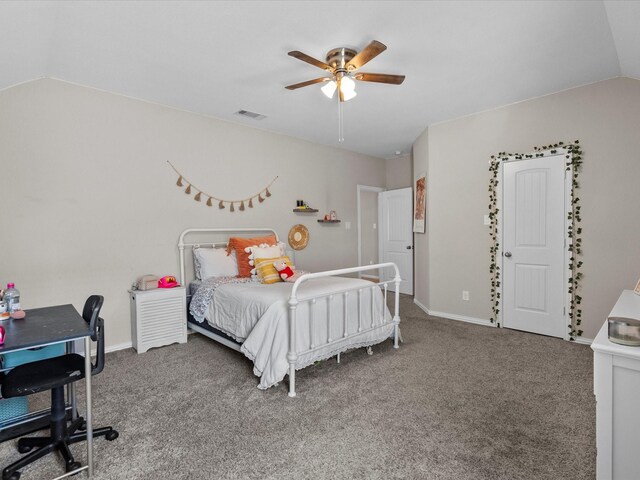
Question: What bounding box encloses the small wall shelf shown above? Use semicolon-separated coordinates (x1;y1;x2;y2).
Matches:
293;208;318;213
318;219;341;223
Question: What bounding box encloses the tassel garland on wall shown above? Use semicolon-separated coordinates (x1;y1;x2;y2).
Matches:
168;161;277;212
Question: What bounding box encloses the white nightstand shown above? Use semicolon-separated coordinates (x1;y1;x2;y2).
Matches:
128;287;187;353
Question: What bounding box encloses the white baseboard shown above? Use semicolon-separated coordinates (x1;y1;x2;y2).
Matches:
105;341;132;353
413;299;594;344
413;298;429;314
428;309;494;327
413;298;494;327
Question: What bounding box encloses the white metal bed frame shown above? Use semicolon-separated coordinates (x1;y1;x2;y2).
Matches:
178;228;401;397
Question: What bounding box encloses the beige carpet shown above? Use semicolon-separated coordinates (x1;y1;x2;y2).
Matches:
0;295;595;479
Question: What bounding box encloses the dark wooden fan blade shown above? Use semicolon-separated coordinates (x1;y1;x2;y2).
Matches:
346;40;387;70
285;77;331;90
355;73;405;85
288;51;333;71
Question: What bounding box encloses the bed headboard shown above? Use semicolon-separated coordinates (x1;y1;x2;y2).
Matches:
178;228;280;287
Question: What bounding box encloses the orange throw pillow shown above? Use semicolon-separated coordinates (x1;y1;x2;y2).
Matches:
226;235;277;277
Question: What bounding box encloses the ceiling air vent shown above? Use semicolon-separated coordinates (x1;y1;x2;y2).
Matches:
235;110;267;120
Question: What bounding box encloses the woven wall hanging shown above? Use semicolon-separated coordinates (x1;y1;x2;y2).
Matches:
168;162;278;212
288;224;309;250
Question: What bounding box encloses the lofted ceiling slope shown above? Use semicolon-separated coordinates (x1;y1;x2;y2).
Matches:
1;1;639;159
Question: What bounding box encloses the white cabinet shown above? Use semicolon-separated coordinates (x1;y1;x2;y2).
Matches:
592;290;640;480
129;287;187;353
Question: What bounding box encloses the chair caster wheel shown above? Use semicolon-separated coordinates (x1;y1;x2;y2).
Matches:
66;461;82;474
5;472;21;480
105;430;119;441
17;444;32;454
78;421;86;431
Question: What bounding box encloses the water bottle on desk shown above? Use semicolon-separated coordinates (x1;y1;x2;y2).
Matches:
5;283;21;314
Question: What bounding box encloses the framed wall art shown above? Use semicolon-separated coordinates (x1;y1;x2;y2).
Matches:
413;173;426;233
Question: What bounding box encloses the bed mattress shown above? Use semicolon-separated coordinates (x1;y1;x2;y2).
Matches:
189;276;393;389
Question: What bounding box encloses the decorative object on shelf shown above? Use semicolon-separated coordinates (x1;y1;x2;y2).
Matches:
168;161;277;212
322;211;338;221
488;140;583;339
293;200;317;212
288;224;309;250
318;218;341;223
413;173;426;233
634;278;640;296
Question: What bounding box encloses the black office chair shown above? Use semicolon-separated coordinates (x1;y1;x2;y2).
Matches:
1;295;118;480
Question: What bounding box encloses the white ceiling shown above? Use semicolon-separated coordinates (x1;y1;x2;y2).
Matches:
1;1;638;159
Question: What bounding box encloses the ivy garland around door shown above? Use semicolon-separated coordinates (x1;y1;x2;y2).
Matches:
488;140;583;339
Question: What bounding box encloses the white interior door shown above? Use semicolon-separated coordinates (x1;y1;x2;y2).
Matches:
502;155;566;338
379;187;413;295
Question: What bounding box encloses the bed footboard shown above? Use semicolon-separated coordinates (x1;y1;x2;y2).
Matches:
287;263;401;397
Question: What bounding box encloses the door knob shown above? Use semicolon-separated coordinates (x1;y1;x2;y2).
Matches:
504;251;512;258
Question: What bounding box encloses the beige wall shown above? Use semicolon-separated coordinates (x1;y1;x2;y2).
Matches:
0;78;387;349
412;129;429;309
360;190;378;267
413;77;640;339
385;154;412;189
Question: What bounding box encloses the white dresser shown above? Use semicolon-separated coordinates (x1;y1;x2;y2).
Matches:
129;287;187;353
592;290;640;479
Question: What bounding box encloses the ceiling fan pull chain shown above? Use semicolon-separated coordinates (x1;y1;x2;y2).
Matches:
338;96;344;142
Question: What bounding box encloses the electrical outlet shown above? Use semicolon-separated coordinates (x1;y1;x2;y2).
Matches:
345;221;351;230
483;214;491;226
373;223;377;230
462;290;470;301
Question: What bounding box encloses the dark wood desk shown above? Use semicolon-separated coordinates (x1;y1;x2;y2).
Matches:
0;304;95;477
1;305;90;352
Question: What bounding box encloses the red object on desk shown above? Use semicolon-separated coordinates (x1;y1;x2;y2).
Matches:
0;325;5;346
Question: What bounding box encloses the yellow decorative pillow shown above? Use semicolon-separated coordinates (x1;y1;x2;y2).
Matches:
255;256;293;284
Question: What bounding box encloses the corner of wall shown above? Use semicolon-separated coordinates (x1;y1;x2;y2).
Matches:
412;126;429;308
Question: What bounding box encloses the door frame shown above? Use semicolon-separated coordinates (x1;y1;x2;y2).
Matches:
357;184;385;279
496;150;573;341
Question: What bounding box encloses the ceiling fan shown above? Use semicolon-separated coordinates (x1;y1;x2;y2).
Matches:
285;40;405;102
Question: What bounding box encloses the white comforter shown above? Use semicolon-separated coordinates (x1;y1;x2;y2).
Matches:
200;276;394;389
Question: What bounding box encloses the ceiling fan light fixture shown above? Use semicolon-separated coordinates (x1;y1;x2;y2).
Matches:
321;80;337;99
342;88;357;101
341;75;356;92
321;76;356;101
340;76;357;101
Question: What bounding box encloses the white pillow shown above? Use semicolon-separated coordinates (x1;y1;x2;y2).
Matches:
194;248;238;280
245;242;286;276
